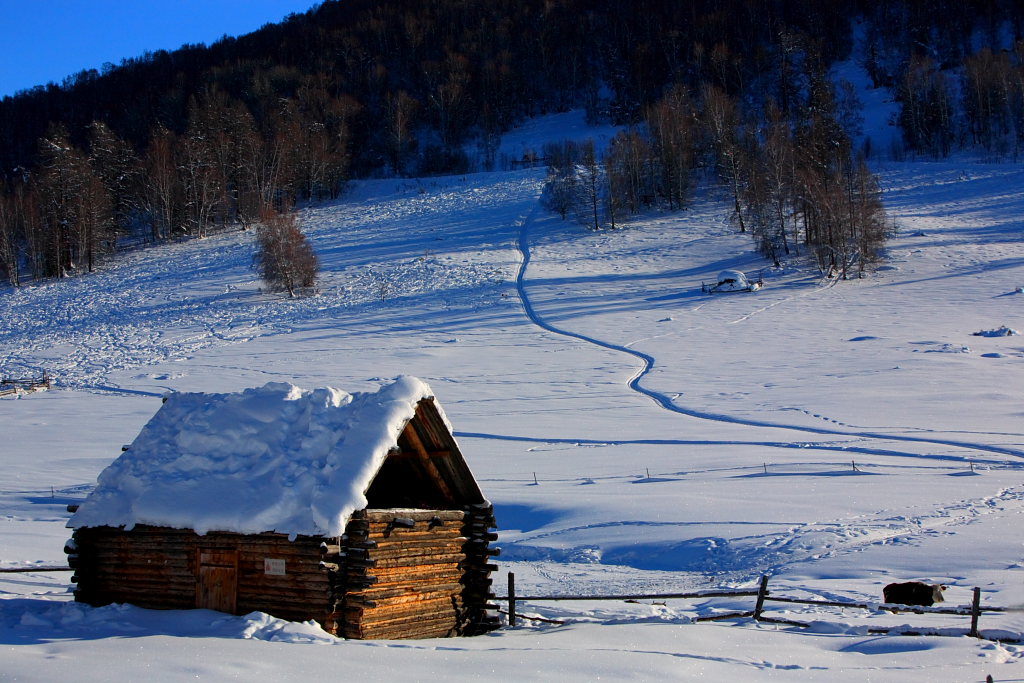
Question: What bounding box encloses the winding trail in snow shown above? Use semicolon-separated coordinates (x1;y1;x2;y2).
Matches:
511;207;1024;461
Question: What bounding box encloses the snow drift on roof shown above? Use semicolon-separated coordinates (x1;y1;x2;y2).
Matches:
717;270;748;283
68;376;442;538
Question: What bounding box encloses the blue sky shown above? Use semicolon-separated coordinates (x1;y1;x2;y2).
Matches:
0;1;320;98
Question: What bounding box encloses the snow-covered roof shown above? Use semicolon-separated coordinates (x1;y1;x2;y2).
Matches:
68;376;452;538
717;270;748;284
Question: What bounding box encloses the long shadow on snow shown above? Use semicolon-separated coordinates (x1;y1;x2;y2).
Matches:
528;278;819;325
733;469;879;478
455;431;1010;466
491;503;562;533
500;517;818;575
519;254;774;292
314;222;518;268
881;256;1024;289
502;536;746;573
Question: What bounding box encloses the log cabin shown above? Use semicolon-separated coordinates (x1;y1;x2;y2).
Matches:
66;377;499;639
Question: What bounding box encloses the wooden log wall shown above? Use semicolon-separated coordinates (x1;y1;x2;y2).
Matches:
68;525;333;625
330;509;464;639
328;507;499;639
70;504;499;640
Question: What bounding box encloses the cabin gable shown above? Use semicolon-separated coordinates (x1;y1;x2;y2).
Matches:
365;399;485;509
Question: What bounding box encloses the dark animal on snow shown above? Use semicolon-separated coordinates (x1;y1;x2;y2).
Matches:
882;581;946;606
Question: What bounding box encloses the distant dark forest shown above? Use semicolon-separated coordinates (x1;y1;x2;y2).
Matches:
0;0;860;176
0;0;1021;285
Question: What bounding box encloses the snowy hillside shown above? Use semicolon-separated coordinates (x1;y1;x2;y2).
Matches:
2;104;1024;680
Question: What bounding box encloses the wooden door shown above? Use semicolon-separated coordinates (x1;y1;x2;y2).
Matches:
196;548;238;613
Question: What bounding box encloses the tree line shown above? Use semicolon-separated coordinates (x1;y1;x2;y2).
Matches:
0;0;864;287
1;0;1021;286
544;50;886;278
860;0;1024;158
0;88;347;285
0;0;858;176
895;45;1024;159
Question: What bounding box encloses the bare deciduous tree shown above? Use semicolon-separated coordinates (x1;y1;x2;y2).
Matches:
0;186;19;286
143;126;184;241
605;129;656;215
253;206;318;297
179;99;226;238
385;91;420;176
37;125;113;276
898;55;955;158
700;84;746;232
646;84;697;210
541;140;581;220
575;139;602;231
87;121;143;240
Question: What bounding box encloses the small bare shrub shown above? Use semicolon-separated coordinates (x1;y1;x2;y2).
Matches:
253;206;318;297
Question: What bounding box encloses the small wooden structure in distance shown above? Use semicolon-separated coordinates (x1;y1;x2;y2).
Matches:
0;372;51;397
66;377;499;639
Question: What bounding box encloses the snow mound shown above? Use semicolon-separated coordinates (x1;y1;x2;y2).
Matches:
68;376;438;537
972;326;1019;337
922;343;971;353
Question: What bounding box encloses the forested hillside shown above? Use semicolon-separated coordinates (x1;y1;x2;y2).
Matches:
0;0;1021;287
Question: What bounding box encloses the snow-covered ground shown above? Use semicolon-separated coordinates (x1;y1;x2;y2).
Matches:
2;100;1024;680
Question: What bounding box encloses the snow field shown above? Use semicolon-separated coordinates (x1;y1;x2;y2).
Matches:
1;107;1023;678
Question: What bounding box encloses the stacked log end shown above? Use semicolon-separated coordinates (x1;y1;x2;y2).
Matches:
332;508;499;639
461;502;501;635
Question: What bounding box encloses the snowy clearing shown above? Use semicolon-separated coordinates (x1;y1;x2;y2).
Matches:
1;104;1024;680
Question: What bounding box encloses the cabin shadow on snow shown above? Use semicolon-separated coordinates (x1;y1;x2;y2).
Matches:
490;504;560;534
601;537;741;573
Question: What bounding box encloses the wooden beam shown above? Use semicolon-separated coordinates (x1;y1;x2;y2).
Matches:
386;449;452;459
400;421;456;502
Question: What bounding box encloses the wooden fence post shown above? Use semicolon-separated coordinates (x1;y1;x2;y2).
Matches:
508;571;517;627
970;587;982;638
753;575;770;620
